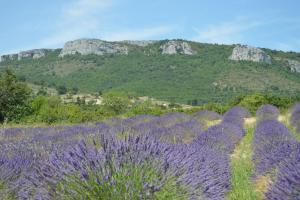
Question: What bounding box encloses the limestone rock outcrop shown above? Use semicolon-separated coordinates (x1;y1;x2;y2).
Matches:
229;45;272;64
18;49;47;60
0;49;48;62
275;57;300;73
286;59;300;73
59;39;129;57
160;40;196;55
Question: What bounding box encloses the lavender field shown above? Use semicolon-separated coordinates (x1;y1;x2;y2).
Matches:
0;105;299;200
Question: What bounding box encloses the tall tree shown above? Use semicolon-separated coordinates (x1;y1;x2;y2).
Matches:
0;69;31;122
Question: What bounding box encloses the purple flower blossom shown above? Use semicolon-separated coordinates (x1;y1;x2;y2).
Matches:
253;119;296;175
223;106;251;127
265;144;300;200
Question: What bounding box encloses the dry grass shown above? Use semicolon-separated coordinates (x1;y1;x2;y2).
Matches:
278;114;289;124
206;119;222;128
254;175;272;200
245;117;256;127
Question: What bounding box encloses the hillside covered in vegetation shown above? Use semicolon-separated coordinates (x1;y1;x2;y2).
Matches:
1;39;300;104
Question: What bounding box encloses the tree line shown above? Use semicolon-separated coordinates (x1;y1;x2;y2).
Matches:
1;69;300;125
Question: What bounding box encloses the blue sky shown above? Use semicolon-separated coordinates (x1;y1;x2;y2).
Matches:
1;0;300;54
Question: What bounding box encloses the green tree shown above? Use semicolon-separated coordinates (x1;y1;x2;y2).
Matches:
238;93;268;114
57;85;68;95
37;86;48;96
35;96;64;124
0;69;32;122
102;91;131;115
71;87;79;95
191;99;198;106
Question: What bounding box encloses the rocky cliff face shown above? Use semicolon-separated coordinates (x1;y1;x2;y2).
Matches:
0;54;18;62
274;57;300;73
18;49;47;60
0;49;48;62
160;40;196;55
121;40;157;47
286;59;300;73
59;39;129;57
229;45;272;64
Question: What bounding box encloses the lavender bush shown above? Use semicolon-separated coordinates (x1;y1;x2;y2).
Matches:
265;144;300;199
19;134;190;199
253;107;300;199
222;106;251;127
256;104;280;123
253;119;296;175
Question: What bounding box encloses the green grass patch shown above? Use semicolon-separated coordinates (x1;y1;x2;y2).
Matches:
227;126;258;200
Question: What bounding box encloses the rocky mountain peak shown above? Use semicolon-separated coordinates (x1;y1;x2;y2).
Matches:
229;45;272;64
59;39;129;57
160;40;197;55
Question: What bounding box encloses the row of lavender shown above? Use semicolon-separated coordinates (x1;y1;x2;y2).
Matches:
253;104;300;199
184;107;249;199
0;108;247;199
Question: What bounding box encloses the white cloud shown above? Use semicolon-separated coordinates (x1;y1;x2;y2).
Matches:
36;0;114;48
193;18;262;44
35;0;173;48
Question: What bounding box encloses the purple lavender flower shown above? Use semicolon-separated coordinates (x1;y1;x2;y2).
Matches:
265;144;300;200
223;106;251;127
253;119;297;176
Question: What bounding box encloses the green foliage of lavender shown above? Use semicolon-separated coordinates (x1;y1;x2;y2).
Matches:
56;161;187;200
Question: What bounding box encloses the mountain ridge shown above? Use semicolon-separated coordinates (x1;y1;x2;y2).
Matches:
1;38;300;104
2;38;299;59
